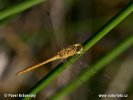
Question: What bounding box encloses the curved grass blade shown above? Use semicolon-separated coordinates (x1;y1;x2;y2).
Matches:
51;33;133;100
0;0;46;21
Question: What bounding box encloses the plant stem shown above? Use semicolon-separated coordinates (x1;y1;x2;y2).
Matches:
51;33;133;100
83;1;133;53
0;0;45;21
22;1;133;100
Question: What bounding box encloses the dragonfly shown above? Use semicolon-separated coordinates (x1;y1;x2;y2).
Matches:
16;43;83;75
16;10;83;76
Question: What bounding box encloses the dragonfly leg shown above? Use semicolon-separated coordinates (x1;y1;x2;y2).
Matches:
60;58;67;62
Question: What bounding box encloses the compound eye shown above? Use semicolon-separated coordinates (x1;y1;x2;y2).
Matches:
76;46;83;54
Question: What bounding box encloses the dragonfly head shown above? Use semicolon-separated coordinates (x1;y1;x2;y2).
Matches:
74;43;83;55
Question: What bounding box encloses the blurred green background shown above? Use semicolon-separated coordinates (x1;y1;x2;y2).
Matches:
0;0;132;100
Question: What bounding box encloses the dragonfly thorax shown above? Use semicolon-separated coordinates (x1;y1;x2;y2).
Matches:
58;43;83;59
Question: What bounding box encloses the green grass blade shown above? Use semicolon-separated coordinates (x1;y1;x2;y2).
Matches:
83;1;133;53
0;0;46;21
22;2;133;100
51;33;133;100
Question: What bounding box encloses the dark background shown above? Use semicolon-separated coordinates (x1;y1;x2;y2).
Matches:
0;0;132;100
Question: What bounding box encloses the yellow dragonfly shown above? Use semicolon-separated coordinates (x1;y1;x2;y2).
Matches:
16;43;83;75
16;12;83;76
